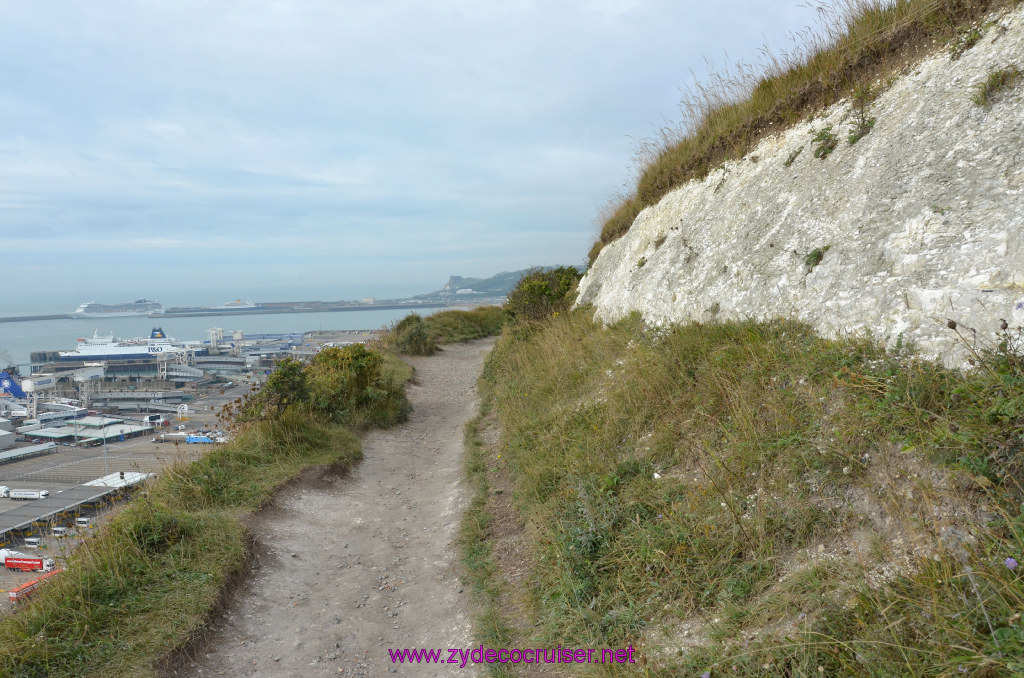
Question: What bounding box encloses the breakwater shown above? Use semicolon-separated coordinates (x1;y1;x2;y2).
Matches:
0;300;478;324
0;314;72;324
158;301;450;318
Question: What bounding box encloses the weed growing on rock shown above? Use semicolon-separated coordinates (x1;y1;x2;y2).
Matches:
811;126;838;159
847;117;875;144
713;166;731;193
847;81;877;144
783;146;804;167
950;22;984;60
804;244;831;271
972;65;1022;106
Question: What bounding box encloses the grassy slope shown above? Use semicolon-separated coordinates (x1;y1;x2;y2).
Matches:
424;306;505;345
591;0;1023;264
381;306;505;356
476;311;1024;675
0;349;413;678
0;417;360;678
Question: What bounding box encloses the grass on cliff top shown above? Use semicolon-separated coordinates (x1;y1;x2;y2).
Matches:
591;0;1023;265
0;344;412;678
381;306;505;356
480;310;1024;676
425;306;504;344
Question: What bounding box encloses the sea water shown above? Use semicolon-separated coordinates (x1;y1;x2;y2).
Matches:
0;307;447;371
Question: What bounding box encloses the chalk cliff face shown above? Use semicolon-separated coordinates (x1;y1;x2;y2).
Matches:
578;6;1024;364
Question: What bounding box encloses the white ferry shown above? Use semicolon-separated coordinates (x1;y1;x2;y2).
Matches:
215;299;259;310
72;299;164;318
57;328;197;361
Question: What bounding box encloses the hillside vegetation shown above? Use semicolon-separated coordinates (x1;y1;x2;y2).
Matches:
0;344;411;677
473;306;1024;675
382;306;505;356
591;0;1023;264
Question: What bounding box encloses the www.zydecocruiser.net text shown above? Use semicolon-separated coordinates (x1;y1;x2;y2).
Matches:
388;645;637;667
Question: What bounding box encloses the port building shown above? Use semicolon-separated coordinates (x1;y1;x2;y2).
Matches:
21;416;154;447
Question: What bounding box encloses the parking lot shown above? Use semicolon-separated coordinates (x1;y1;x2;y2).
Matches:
0;382;252;611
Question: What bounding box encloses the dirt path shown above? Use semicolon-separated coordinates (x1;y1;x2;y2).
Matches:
173;338;495;678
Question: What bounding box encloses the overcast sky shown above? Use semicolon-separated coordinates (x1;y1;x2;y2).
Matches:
0;1;820;309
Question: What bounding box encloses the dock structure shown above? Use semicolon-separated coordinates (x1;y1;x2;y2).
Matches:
0;443;59;466
13;416;155;448
0;473;152;543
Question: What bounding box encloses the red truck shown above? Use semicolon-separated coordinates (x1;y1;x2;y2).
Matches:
0;549;56;572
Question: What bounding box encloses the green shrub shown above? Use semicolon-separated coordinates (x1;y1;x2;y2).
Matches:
389;313;436;356
306;344;410;428
235;345;409;428
504;267;581;325
241;356;306;419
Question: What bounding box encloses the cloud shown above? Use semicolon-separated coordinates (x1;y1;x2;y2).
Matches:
0;1;819;302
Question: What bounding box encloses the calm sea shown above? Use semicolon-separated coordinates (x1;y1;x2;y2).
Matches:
0;307;447;371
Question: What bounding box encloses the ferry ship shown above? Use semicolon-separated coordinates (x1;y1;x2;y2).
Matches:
72;299;164;318
215;299;259;311
57;328;204;361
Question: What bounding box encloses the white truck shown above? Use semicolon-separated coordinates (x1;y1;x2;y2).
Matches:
0;486;9;498
9;489;49;500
